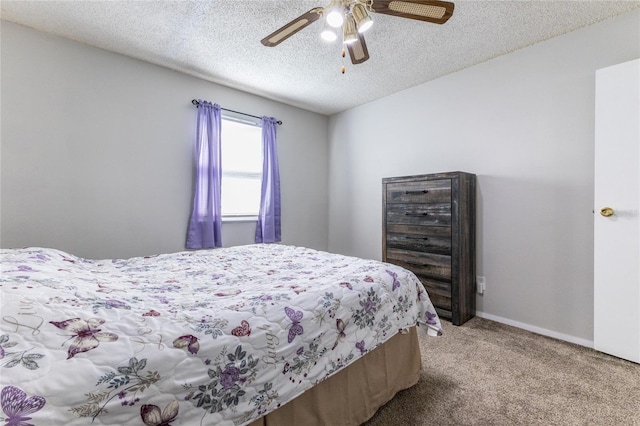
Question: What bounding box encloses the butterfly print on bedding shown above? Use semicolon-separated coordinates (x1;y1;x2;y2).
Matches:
386;270;400;290
231;320;251;337
173;335;200;355
425;311;438;325
49;318;118;359
284;307;304;343
331;318;347;350
416;283;424;301
140;400;179;426
96;283;116;294
339;282;353;290
1;385;46;426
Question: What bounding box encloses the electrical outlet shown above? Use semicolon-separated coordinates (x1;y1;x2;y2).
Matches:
477;276;486;294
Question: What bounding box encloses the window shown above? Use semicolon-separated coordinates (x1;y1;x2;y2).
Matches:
221;117;262;218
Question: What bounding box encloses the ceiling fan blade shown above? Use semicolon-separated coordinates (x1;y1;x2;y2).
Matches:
347;33;370;65
261;7;324;47
370;0;454;24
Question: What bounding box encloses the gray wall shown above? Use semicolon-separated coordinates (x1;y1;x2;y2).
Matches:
0;21;329;259
327;10;640;344
2;11;639;346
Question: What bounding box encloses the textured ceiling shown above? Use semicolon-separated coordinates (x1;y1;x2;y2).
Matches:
1;1;639;115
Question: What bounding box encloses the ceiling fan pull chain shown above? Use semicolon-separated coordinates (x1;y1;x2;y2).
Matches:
341;48;346;74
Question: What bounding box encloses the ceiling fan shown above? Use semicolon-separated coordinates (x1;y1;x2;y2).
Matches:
261;0;454;68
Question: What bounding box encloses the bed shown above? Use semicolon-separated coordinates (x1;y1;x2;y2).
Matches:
0;244;442;425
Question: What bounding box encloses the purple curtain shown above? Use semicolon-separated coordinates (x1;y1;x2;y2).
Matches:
186;101;222;249
255;117;281;243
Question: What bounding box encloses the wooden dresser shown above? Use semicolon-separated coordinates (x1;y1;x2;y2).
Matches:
382;172;476;325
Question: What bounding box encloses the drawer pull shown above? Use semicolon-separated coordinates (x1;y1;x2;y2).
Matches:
405;212;429;216
406;260;429;267
405;190;429;194
405;236;429;240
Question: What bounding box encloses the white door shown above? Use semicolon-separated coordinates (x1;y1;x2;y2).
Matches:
594;58;640;363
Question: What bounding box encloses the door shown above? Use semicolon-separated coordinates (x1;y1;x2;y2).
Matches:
594;59;640;363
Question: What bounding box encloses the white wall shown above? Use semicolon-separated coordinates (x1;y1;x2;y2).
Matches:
0;21;329;259
327;10;640;343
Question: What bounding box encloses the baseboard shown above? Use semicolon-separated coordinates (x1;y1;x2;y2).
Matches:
475;311;594;349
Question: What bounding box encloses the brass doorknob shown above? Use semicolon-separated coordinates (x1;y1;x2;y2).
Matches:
600;207;614;217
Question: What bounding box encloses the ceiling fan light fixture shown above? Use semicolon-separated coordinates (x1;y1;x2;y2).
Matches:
342;15;358;44
325;0;344;27
261;0;456;68
352;4;373;33
320;21;338;42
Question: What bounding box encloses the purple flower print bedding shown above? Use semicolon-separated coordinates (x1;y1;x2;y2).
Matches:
0;244;441;425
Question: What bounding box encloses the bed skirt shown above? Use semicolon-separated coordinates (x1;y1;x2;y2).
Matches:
248;326;421;426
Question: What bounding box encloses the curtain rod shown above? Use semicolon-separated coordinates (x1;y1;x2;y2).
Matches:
191;99;282;125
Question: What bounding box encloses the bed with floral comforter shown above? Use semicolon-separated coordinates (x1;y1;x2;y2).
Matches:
0;244;441;425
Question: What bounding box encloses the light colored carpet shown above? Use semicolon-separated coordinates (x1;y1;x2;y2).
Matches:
364;317;640;425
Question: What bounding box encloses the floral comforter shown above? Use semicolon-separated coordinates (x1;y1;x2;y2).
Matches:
0;244;441;425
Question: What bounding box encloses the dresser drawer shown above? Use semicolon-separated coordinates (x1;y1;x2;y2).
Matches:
434;307;453;321
418;276;452;310
385;248;452;281
386;224;451;255
386;180;451;204
386;203;451;226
